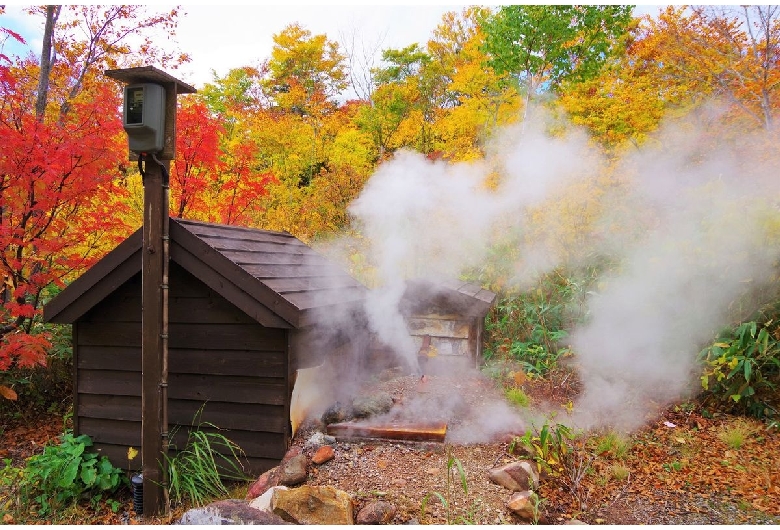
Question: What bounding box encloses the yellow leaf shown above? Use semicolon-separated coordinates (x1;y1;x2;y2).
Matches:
127;447;139;461
0;385;17;401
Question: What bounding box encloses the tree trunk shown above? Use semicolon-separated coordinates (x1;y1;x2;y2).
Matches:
34;5;61;121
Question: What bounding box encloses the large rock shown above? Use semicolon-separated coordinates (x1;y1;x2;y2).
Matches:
177;499;290;525
506;491;536;521
356;500;396;524
273;485;354;525
488;460;539;491
322;401;353;425
352;392;394;418
247;446;303;499
246;467;280;499
279;453;308;486
249;486;288;513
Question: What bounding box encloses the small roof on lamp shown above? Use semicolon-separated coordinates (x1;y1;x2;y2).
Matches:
104;66;196;94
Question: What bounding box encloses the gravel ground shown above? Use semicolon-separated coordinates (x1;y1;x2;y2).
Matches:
294;370;529;524
290;368;780;525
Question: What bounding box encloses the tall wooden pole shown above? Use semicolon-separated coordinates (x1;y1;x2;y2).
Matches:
141;156;170;517
104;66;195;520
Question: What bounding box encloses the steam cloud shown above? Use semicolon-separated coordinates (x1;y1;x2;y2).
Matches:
315;106;780;434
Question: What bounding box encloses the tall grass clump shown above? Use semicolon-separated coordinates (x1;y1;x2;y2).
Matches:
166;418;250;507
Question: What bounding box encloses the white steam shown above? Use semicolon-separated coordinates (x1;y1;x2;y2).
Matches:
321;106;780;433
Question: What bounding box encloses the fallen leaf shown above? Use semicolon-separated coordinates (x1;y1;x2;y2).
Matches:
0;385;17;401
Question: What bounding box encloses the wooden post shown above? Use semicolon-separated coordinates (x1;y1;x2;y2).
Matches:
141;156;170;517
104;67;195;519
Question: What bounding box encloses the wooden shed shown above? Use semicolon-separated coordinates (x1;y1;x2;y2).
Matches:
43;218;368;475
400;278;496;371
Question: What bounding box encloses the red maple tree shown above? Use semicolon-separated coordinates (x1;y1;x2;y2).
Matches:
0;59;130;373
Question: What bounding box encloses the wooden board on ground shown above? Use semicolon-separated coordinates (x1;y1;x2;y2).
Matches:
326;421;447;442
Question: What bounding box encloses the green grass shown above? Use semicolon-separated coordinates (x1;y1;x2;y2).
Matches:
166;422;250;507
593;430;631;459
717;419;756;450
505;387;531;408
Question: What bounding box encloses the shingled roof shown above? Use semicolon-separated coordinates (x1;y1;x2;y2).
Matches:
44;218;367;328
400;277;497;318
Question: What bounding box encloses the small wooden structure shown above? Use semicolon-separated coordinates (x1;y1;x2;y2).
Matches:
400;279;496;370
44;218;367;474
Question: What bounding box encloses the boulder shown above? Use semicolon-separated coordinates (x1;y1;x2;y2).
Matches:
249;486;288;513
322;401;353;425
177;499;290;525
248;446;306;498
506;490;536;521
273;485;354;525
246;467;280;500
312;445;335;465
279;454;308;486
352;392;394;418
356;500;396;524
488;460;539;491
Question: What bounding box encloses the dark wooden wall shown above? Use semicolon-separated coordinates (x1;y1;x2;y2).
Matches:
74;263;289;475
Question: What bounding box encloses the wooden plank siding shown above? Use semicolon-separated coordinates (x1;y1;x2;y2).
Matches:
45;217;372;477
74;264;290;475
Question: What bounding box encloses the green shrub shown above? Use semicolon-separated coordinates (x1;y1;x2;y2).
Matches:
514;422;574;476
15;433;125;516
505;387;531;408
483;269;587;376
699;320;780;419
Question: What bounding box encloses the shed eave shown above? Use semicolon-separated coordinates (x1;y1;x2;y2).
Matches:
43;230;143;324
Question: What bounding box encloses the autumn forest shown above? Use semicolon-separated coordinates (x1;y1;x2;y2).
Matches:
2;5;780;414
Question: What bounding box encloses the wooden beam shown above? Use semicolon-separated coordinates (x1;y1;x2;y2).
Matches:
326;421;447;443
141;156;169;516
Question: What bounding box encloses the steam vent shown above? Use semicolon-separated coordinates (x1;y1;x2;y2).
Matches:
400;278;497;372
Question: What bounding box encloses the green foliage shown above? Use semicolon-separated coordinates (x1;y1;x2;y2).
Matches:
717;419;757;450
514;422;574;476
8;433;125;516
505;387;531;408
592;430;632;459
699;320;780;419
480;5;634;93
166;419;250;507
420;445;469;524
484;271;582;377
